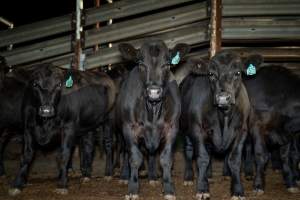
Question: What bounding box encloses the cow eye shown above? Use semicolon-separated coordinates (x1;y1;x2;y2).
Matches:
234;71;241;77
33;82;38;87
208;72;216;80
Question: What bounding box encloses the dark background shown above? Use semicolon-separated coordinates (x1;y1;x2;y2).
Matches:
0;0;107;28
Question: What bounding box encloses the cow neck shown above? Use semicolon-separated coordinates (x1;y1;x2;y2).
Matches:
217;108;233;133
145;100;163;123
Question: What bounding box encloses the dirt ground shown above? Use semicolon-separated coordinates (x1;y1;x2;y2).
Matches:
0;143;300;200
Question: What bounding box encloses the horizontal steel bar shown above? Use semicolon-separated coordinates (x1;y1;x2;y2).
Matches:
2;3;207;66
222;17;300;40
3;16;300;67
58;24;209;69
0;0;195;47
223;0;300;4
223;3;300;17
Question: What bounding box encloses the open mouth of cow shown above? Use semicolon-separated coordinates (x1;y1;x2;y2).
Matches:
146;86;163;103
38;105;55;118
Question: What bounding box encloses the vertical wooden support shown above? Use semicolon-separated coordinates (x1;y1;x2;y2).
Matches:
107;0;113;70
94;0;100;52
209;0;222;58
74;0;85;71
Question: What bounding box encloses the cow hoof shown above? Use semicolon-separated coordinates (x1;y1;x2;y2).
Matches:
139;170;147;177
125;194;139;200
55;188;69;195
8;188;21;196
164;194;176;200
287;187;299;193
253;189;264;196
149;180;160;186
119;179;128;185
104;176;113;181
81;177;91;183
114;170;120;176
196;192;210;200
68;170;78;178
183;181;193;186
223;176;231;181
231;196;246;200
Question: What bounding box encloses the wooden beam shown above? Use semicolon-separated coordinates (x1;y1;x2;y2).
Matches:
209;0;222;58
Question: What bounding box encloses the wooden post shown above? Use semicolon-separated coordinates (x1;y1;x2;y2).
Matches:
209;0;222;58
94;0;100;52
74;0;85;70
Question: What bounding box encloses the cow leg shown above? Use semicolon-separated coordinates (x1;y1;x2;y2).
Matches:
271;148;282;171
184;135;194;185
113;132;121;170
195;133;210;200
80;131;95;182
0;130;8;177
120;151;130;184
66;144;77;177
291;137;300;183
56;125;75;194
223;154;231;178
243;135;254;180
127;144;143;199
160;141;175;199
280;142;298;192
252;126;268;195
206;143;213;179
148;154;158;185
103;123;113;179
228;132;247;199
9;132;34;196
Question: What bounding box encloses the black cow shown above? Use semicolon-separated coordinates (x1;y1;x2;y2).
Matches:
0;57;30;177
116;40;189;200
243;63;300;194
9;63;116;196
181;51;258;200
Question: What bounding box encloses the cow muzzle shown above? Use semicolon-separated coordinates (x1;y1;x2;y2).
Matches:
215;92;233;108
146;85;163;102
38;105;55;117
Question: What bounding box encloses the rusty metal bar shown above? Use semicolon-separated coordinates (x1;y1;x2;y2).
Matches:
209;0;222;58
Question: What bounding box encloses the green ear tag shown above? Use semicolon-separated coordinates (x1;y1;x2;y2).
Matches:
247;63;256;76
65;75;73;88
171;51;180;65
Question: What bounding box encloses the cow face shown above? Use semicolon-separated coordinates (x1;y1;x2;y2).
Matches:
31;64;63;118
191;51;263;109
119;40;189;103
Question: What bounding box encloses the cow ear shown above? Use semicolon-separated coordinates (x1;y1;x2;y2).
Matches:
118;43;139;61
243;54;263;76
170;43;190;65
189;58;208;75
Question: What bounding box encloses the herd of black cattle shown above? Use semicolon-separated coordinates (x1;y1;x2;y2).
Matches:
0;39;299;200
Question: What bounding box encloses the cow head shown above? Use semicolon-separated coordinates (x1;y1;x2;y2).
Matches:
192;51;263;110
30;64;63;118
119;40;189;103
